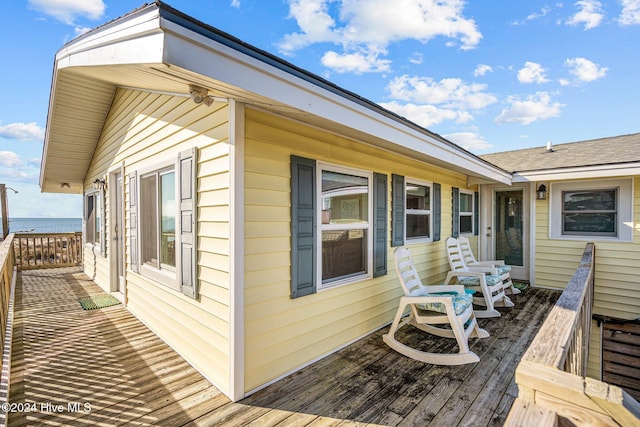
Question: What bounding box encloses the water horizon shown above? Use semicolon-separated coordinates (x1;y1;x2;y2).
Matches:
7;217;82;234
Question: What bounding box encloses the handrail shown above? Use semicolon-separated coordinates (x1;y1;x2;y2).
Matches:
12;232;82;270
0;234;16;427
505;243;640;426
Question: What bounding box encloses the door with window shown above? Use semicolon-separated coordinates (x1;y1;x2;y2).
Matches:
111;171;126;294
482;184;530;282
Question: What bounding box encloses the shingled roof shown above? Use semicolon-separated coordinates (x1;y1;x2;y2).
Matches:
481;133;640;173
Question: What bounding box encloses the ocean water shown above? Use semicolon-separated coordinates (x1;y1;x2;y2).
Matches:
8;218;82;234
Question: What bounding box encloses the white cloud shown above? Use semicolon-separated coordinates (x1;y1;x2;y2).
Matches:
565;57;608;82
511;6;551;25
444;132;493;151
379;101;472;128
279;0;482;72
473;64;493;77
231;0;241;8
0;122;45;141
74;26;91;37
494;92;563;125
28;0;105;25
321;48;391;74
517;61;549;84
619;0;640;25
566;0;604;30
409;52;423;65
386;75;497;110
0;151;23;168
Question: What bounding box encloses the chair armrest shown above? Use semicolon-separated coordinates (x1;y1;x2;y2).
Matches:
423;284;465;295
444;271;487;285
466;265;499;275
471;260;504;268
399;295;456;307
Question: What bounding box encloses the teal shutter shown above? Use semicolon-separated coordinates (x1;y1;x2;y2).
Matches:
452;187;460;238
391;174;405;247
129;172;138;273
373;173;388;277
290;155;317;298
474;191;479;236
179;148;198;299
433;183;441;241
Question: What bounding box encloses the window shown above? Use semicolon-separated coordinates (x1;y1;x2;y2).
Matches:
319;166;372;288
549;179;632;241
562;189;617;236
140;168;176;271
129;148;197;298
405;180;432;242
85;191;102;246
290;155;387;299
459;190;474;235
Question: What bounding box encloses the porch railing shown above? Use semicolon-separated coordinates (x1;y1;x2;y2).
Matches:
505;243;640;426
12;232;82;270
0;234;16;427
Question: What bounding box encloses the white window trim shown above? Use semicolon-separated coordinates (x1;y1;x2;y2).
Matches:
136;159;180;290
405;178;433;244
84;189;103;254
316;162;373;291
549;178;633;242
459;189;474;236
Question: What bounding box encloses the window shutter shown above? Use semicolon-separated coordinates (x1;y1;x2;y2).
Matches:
452;187;460;238
373;172;388;277
129;172;138;273
179;148;198;299
433;183;441;241
391;174;405;247
474;191;479;236
290;155;317;299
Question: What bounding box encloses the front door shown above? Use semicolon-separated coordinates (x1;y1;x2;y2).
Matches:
481;184;530;282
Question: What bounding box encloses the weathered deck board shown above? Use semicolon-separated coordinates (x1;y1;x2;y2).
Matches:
8;268;560;426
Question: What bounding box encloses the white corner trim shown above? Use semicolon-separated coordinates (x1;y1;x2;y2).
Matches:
228;99;245;401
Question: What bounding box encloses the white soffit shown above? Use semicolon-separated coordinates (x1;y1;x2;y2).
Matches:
513;162;640;182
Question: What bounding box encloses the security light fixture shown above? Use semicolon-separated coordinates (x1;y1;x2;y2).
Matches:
189;84;215;106
93;178;106;191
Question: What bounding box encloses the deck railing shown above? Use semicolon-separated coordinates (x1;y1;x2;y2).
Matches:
0;234;17;427
505;243;640;426
12;232;82;270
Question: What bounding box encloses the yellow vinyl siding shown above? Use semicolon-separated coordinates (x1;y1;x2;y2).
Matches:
84;88;232;394
243;107;474;391
533;176;640;380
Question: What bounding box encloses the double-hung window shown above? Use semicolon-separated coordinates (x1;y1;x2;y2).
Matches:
85;191;102;247
405;180;432;242
458;190;474;235
319;165;372;289
140;167;176;271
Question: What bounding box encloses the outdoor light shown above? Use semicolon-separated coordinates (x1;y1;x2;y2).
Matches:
93;178;106;191
189;84;216;106
536;183;547;200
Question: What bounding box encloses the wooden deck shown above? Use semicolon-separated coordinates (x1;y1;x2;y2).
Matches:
7;268;559;426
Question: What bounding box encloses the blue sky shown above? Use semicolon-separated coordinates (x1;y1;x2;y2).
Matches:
1;0;639;218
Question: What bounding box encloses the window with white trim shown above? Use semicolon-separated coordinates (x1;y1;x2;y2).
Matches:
85;191;102;246
550;179;632;241
319;165;372;289
405;180;432;242
140;167;176;273
459;190;474;235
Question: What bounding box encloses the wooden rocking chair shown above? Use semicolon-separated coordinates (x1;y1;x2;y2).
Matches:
458;236;520;295
382;247;489;365
445;237;514;318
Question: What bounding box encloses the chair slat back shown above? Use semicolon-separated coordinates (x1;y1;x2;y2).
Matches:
445;237;468;272
393;247;425;296
458;236;477;266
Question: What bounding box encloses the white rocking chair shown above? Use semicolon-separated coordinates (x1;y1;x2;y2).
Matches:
445;237;514;318
383;247;489;365
458;236;520;295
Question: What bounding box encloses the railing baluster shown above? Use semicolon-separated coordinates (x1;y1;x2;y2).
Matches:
11;233;82;271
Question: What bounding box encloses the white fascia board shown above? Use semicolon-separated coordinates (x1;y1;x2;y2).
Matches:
55;8;165;69
513;162;640;182
160;20;510;185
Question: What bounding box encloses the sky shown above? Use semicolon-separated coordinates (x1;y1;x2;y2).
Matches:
1;0;639;218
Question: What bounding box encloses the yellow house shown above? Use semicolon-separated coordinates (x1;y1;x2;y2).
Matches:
38;2;514;401
39;1;640;405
